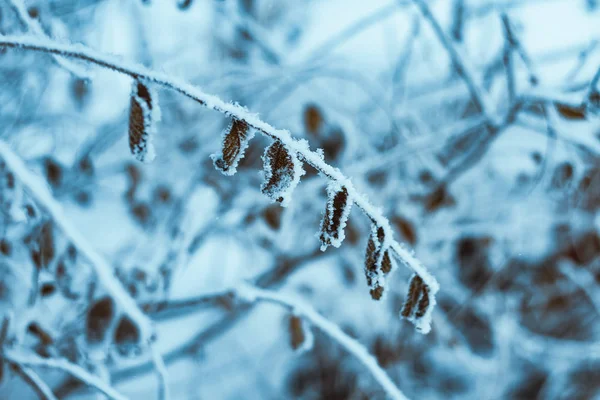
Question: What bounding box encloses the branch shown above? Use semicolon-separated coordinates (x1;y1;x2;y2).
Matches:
150;345;170;400
8;362;58;400
235;283;410;400
0;35;439;303
5;0;90;79
4;348;127;400
0;140;154;343
410;0;497;124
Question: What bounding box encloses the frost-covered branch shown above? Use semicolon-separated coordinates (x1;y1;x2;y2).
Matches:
235;283;410;400
0;140;154;343
4;348;128;400
0;35;439;326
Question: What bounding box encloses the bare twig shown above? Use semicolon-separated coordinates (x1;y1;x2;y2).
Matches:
151;345;170;400
0;35;439;302
410;0;497;124
235;283;410;400
4;348;128;400
0;140;154;343
9;362;58;400
5;0;90;79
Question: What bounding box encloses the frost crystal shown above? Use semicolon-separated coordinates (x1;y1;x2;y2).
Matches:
364;225;393;300
319;183;352;251
129;80;159;163
211;118;254;176
260;140;304;207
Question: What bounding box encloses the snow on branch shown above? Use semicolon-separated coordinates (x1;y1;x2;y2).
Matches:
0;140;154;344
4;348;128;400
235;283;410;400
0;35;439;331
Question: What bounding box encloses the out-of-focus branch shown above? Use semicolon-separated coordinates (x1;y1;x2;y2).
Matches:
0;35;439;300
151;345;170;400
0;140;154;343
410;0;497;124
9;362;58;400
4;348;127;400
235;283;409;400
5;0;90;79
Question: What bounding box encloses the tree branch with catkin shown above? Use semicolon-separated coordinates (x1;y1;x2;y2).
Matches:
0;35;439;333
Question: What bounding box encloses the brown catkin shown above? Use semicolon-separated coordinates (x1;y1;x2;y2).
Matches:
261;140;302;205
415;284;430;318
212;118;252;175
401;275;424;318
288;315;306;350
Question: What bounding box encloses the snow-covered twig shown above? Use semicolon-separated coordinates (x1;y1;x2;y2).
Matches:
4;348;128;400
5;0;90;79
151;345;170;400
235;283;410;400
0;140;154;343
9;362;58;400
410;0;497;124
0;36;439;312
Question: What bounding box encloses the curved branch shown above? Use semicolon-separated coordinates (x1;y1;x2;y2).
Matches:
4;348;127;400
0;35;439;299
236;283;410;400
0;140;154;343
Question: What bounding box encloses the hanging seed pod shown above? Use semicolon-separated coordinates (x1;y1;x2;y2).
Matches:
288;314;313;353
319;183;352;251
364;226;391;300
86;297;115;344
211;118;254;176
261;140;304;206
129;80;159;163
114;316;141;356
400;274;423;318
400;274;435;334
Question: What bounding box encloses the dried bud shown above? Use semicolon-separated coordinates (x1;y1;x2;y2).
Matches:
114;316;141;356
86;297;115;344
211;118;254;176
400;275;423;318
400;274;435;334
288;314;313;353
364;226;392;300
129;80;159;163
30;221;55;269
261;140;304;206
319;183;352;251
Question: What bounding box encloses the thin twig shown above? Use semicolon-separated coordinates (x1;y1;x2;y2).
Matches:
0;140;154;343
4;348;128;400
410;0;497;124
151;345;170;400
236;283;410;400
5;0;91;79
0;35;439;299
9;362;58;400
501;14;516;103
